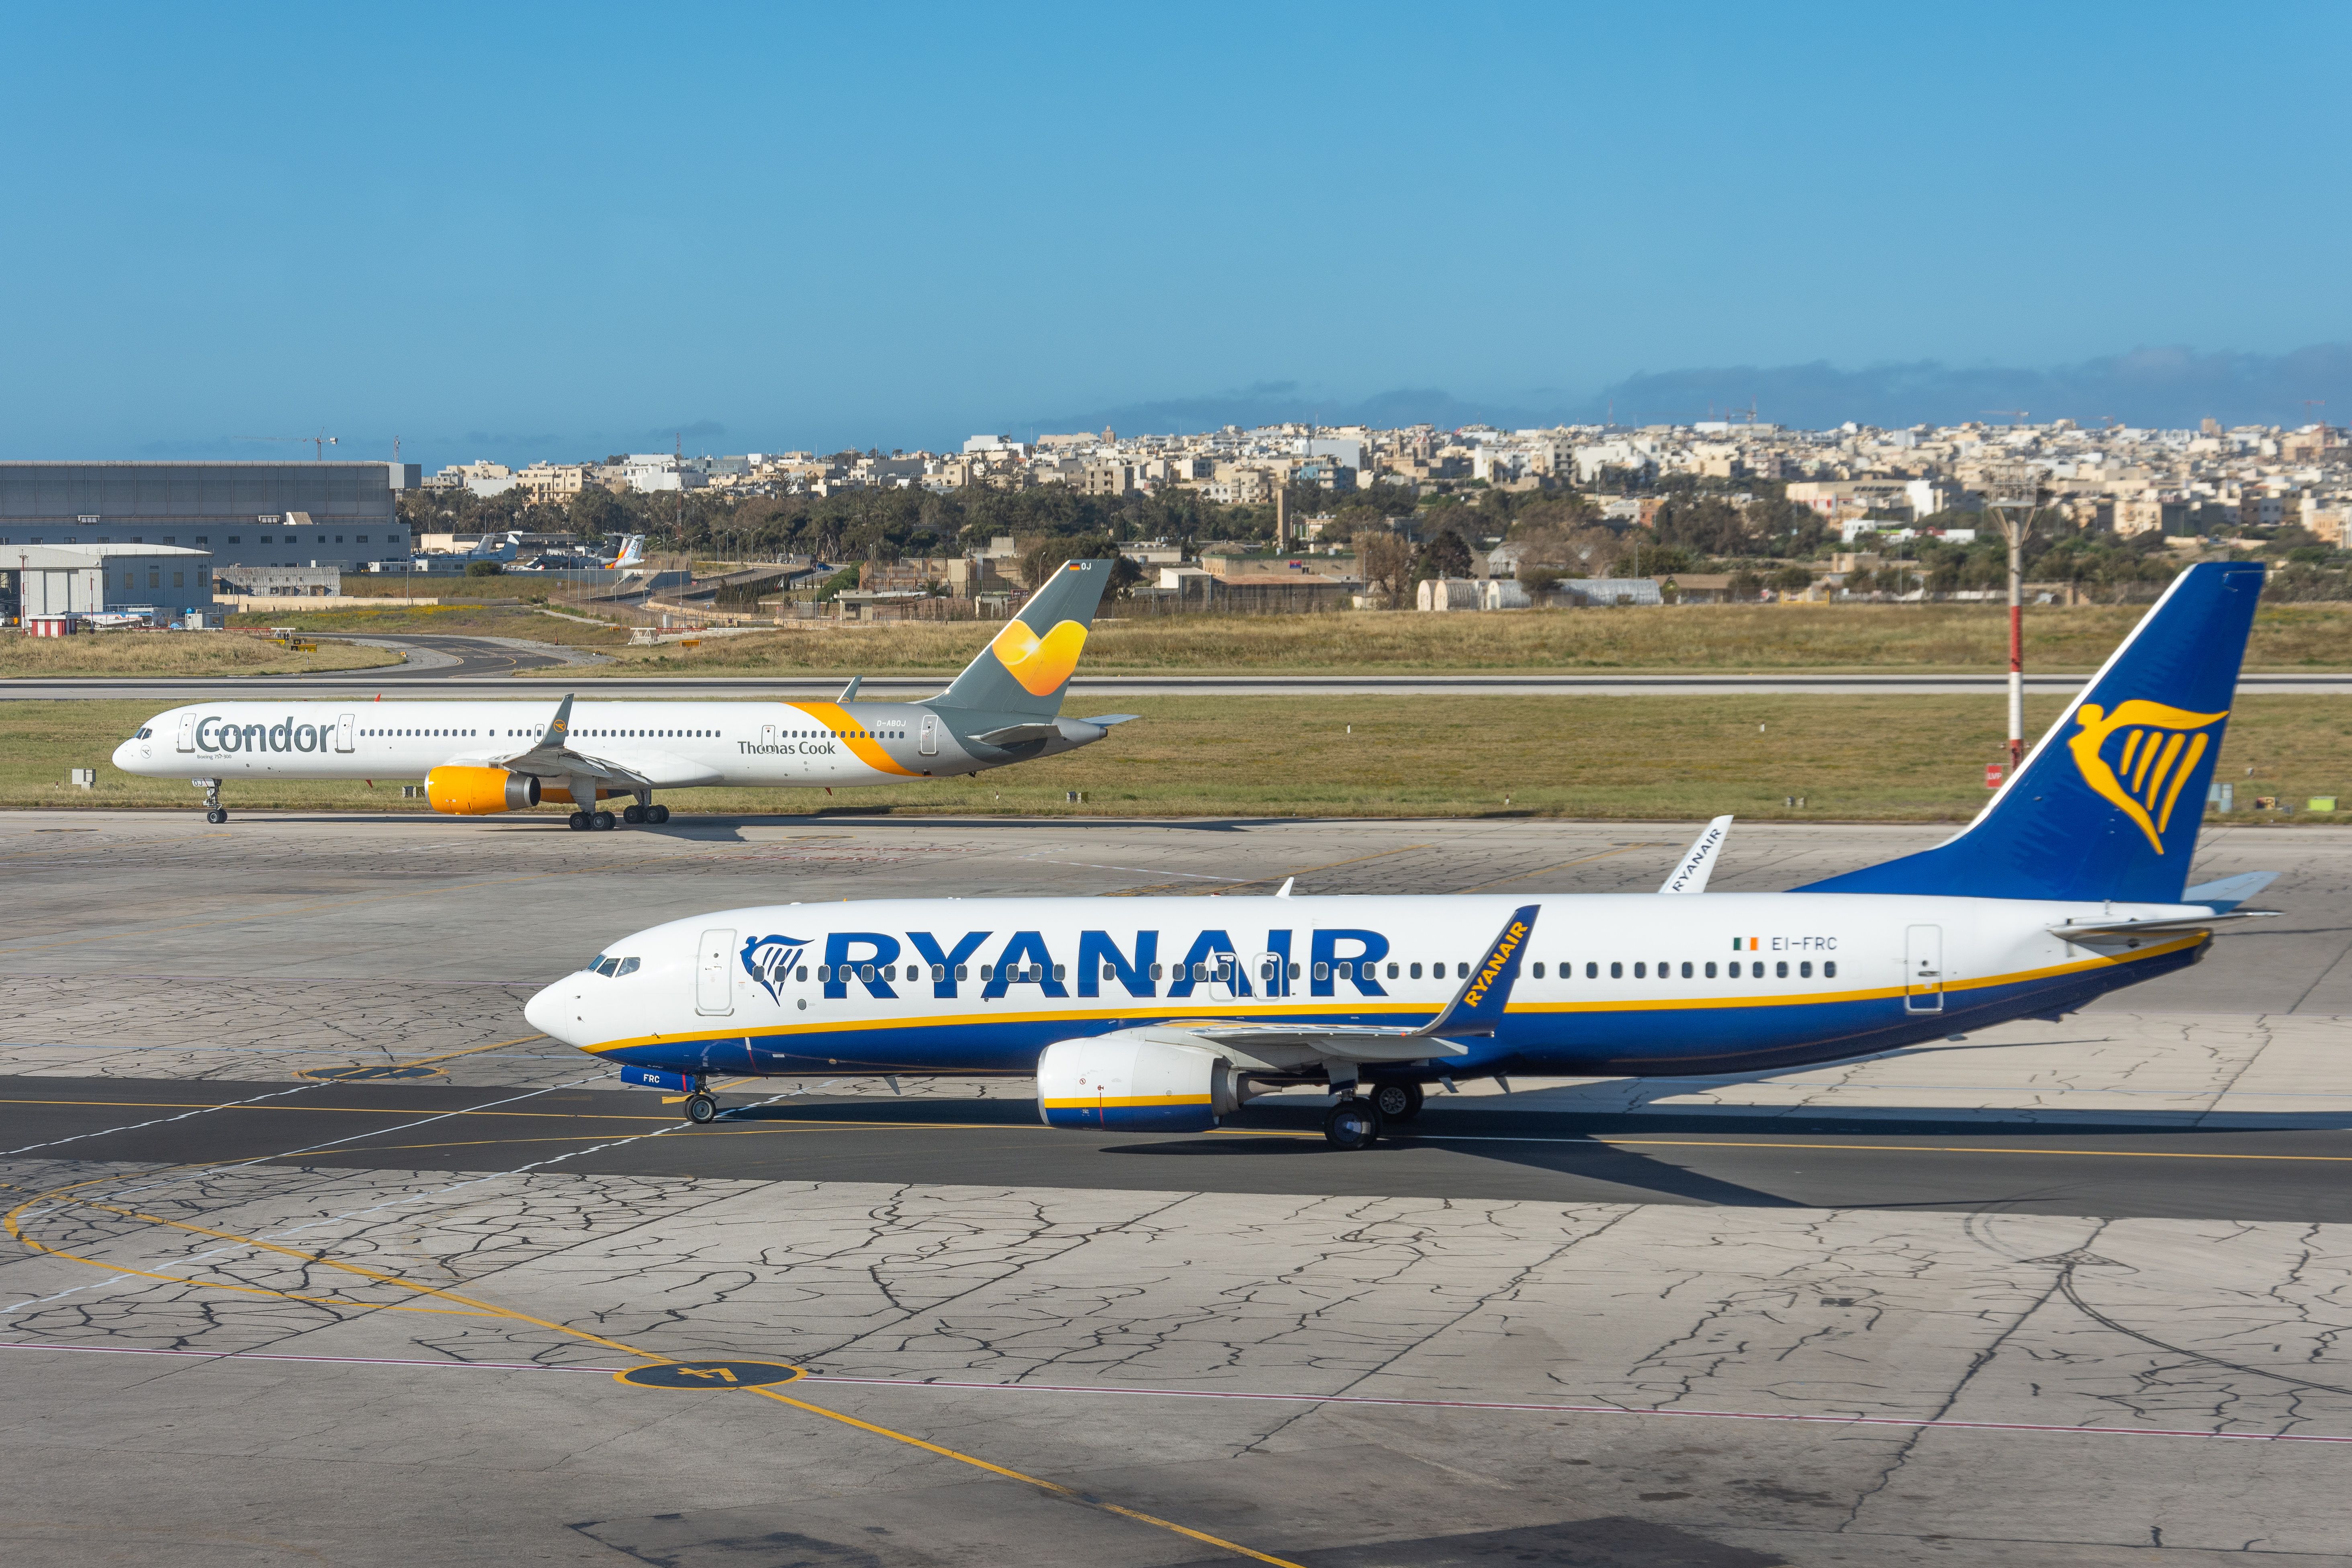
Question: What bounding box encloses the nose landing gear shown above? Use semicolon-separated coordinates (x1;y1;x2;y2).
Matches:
684;1090;720;1124
198;778;226;825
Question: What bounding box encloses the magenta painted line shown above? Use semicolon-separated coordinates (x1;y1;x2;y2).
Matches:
792;1375;2352;1446
0;1340;626;1374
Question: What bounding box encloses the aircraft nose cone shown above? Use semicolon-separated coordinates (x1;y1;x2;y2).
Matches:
110;738;138;771
525;980;581;1047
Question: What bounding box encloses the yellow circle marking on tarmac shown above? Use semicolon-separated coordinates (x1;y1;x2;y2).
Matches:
618;1360;806;1390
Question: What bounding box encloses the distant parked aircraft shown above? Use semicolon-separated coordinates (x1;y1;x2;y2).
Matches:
112;561;1134;828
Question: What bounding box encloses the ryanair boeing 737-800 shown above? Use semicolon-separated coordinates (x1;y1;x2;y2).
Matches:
112;560;1131;827
526;562;2278;1147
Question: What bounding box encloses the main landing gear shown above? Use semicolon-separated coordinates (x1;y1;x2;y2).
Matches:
567;801;669;830
1323;1097;1383;1150
1324;1083;1423;1148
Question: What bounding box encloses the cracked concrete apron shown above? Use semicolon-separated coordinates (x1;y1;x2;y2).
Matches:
2;812;2350;1564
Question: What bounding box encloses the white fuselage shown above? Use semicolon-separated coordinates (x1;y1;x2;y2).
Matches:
112;699;996;789
525;891;2213;1081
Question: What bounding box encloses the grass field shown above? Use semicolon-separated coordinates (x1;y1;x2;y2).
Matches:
15;693;2351;824
530;601;2352;678
0;633;401;679
35;602;2352;679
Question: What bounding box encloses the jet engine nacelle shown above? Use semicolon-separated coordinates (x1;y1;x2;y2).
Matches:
424;766;542;816
1036;1030;1249;1133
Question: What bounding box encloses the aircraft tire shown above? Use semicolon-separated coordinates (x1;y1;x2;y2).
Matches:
684;1093;719;1124
568;812;591;831
622;804;645;825
205;808;227;825
1371;1082;1423;1121
1323;1098;1382;1150
591;811;616;831
648;804;670;824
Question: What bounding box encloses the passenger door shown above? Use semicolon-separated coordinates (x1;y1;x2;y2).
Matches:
334;713;355;753
1904;925;1944;1014
1252;950;1285;999
176;712;196;752
696;928;737;1016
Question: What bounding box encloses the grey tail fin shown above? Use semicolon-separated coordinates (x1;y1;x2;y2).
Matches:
931;559;1115;716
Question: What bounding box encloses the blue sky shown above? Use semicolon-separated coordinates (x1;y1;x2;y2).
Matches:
4;2;2345;467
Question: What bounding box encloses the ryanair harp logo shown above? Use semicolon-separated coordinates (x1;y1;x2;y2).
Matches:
740;935;812;1002
2066;700;2227;853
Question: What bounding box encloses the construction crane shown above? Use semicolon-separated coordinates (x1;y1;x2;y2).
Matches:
1980;409;2030;425
235;430;340;459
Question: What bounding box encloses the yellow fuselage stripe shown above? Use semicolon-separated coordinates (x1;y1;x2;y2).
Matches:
788;701;921;777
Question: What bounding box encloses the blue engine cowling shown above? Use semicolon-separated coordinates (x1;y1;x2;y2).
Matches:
1037;1030;1240;1132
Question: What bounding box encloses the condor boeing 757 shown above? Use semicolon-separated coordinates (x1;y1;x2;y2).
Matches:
112;560;1131;827
528;562;2276;1147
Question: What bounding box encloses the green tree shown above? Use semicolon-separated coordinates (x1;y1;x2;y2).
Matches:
1413;528;1473;581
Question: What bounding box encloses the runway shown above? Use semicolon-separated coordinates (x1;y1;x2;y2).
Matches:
6;1079;2350;1221
4;811;2350;1565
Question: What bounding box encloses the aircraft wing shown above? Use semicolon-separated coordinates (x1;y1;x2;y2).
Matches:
1166;904;1540;1064
488;694;722;789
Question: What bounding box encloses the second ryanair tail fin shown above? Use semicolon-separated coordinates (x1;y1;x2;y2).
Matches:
933;559;1115;716
1796;561;2264;904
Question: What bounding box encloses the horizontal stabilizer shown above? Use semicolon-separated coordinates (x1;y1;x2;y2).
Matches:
971;722;1061;747
1079;714;1141;726
2049;911;2279;941
2183;871;2278;912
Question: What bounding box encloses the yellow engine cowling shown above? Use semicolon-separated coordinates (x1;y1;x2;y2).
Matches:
424;766;542;816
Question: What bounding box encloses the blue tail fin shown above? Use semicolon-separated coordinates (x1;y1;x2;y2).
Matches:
1795;561;2264;903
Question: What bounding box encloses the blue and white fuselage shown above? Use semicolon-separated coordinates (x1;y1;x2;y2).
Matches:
524;889;2210;1083
525;562;2274;1143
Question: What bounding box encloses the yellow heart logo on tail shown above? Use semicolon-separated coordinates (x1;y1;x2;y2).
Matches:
991;619;1088;696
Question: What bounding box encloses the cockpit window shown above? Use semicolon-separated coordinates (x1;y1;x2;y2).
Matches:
135;728;152;739
616;957;640;976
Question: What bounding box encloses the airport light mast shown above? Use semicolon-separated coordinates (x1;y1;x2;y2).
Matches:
1984;462;2045;773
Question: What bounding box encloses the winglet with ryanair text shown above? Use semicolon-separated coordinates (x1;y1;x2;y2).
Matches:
1415;903;1540;1038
